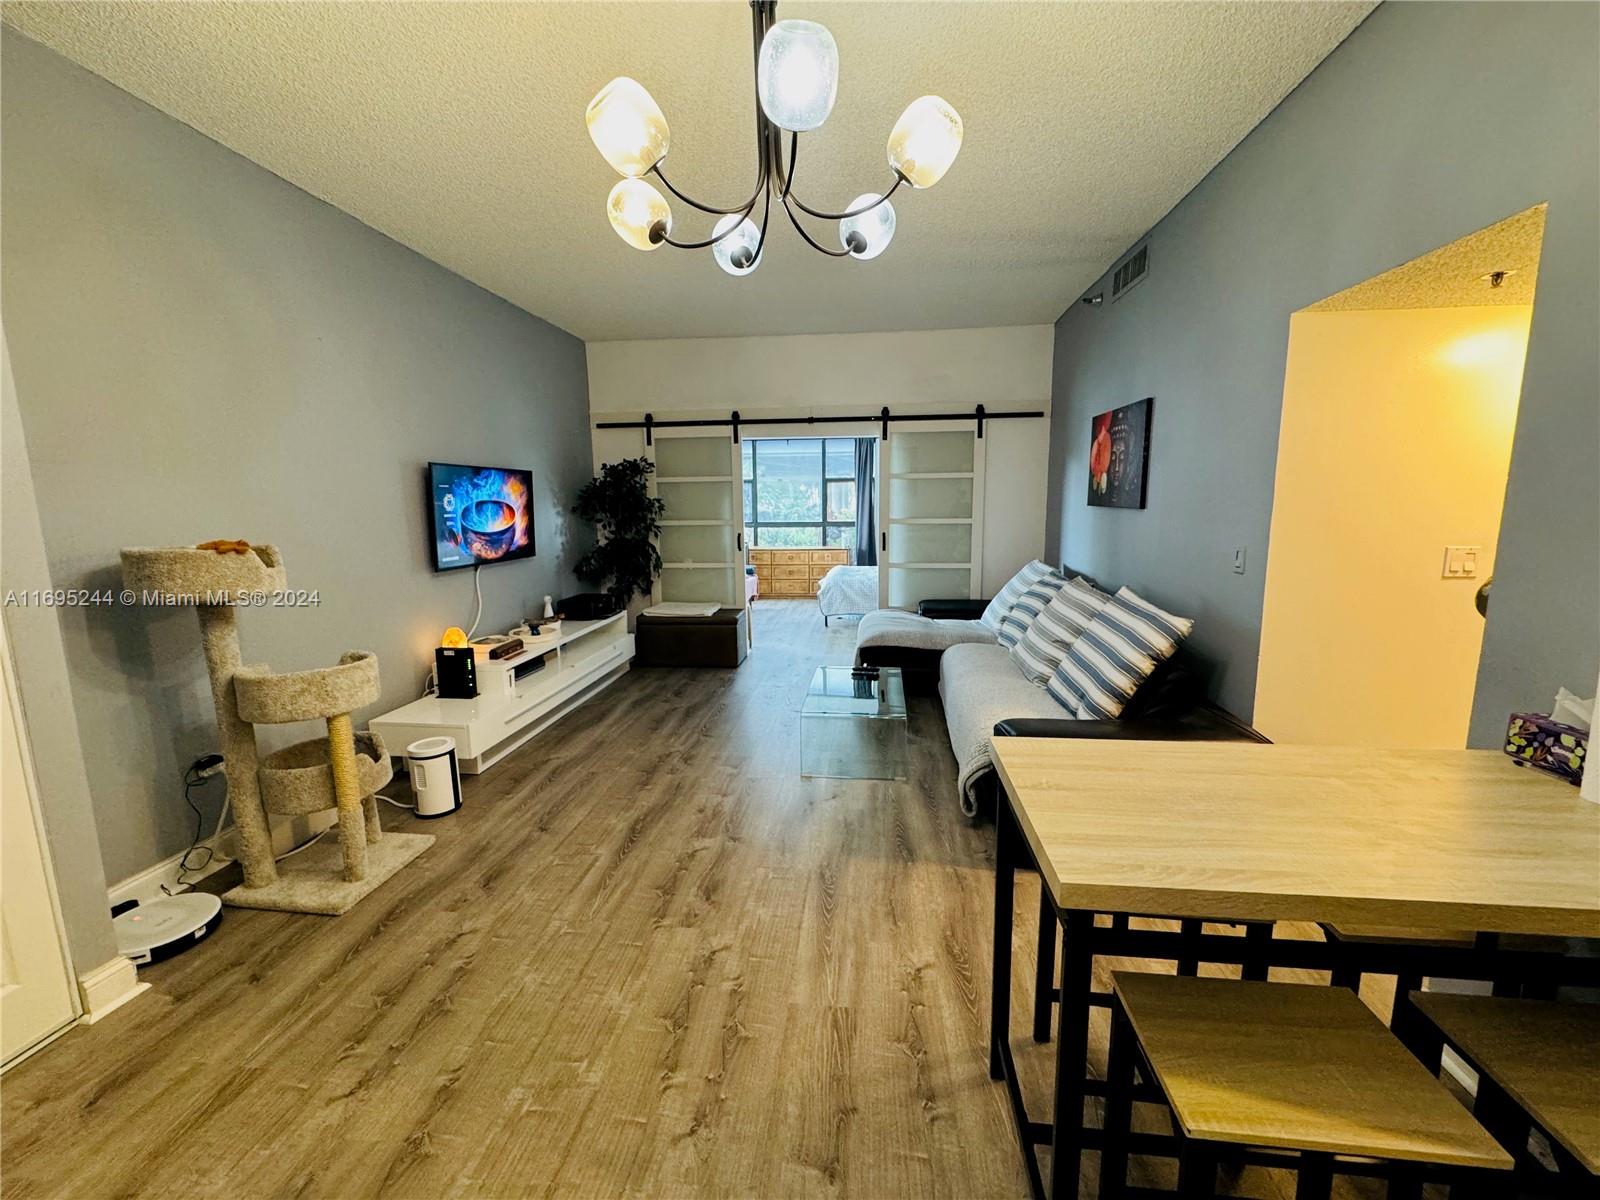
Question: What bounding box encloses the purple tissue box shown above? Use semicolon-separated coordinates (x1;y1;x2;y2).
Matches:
1504;712;1587;786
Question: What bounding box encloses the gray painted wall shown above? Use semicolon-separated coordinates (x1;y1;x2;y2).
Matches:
1045;1;1598;734
2;33;593;883
3;332;119;973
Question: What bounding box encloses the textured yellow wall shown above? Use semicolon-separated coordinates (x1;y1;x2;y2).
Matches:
1255;305;1532;747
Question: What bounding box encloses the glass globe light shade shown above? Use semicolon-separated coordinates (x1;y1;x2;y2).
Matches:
606;178;671;251
758;20;839;132
838;194;895;260
886;95;963;188
586;77;670;177
711;214;762;276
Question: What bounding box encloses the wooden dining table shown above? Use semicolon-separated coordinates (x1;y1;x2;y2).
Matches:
987;739;1600;1200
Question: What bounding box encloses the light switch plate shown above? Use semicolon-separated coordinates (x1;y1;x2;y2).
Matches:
1442;545;1482;578
1232;547;1247;575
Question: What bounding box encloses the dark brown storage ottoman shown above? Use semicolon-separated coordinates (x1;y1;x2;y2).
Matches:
635;608;749;668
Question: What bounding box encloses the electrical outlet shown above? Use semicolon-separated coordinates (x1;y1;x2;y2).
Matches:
1232;547;1247;575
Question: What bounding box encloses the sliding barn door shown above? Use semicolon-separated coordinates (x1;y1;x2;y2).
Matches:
878;425;985;609
649;432;747;609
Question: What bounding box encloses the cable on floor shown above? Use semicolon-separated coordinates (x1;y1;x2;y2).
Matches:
275;827;332;861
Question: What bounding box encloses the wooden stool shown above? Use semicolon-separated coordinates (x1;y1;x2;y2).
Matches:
1410;993;1599;1194
1321;924;1577;1052
1031;896;1275;1044
1099;973;1513;1199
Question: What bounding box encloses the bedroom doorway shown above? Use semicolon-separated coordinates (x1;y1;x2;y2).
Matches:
1254;204;1545;747
742;437;879;621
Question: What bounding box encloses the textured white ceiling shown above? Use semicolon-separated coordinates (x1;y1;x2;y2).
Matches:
2;1;1375;341
1305;204;1546;312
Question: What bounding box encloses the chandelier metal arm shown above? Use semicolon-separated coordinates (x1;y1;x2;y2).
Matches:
788;170;904;221
656;187;761;250
752;173;774;261
776;131;904;220
650;162;766;217
780;129;797;198
779;190;852;258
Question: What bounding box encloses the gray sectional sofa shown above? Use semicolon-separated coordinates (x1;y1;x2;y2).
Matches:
854;592;1263;818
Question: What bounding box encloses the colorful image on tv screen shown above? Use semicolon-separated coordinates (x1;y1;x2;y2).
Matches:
429;464;534;571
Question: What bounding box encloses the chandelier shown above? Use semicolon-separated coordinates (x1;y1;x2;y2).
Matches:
585;0;963;275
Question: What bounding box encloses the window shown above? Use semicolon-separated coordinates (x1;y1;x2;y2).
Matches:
742;438;861;549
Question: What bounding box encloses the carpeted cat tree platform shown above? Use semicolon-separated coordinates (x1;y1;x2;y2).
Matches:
121;544;431;915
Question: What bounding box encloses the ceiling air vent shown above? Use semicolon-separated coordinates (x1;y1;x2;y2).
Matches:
1111;243;1149;301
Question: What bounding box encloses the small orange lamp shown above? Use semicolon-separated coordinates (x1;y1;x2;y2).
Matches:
439;626;469;648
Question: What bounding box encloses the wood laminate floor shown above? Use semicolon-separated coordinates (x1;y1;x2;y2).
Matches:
2;601;1395;1199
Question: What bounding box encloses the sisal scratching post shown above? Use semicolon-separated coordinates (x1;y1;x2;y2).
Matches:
326;712;368;882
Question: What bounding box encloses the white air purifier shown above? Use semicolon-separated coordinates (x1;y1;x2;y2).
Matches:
405;736;462;818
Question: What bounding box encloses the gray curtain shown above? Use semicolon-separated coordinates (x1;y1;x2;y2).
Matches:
853;438;877;566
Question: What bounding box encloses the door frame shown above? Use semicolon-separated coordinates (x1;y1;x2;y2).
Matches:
877;420;987;608
0;615;84;1071
646;428;748;611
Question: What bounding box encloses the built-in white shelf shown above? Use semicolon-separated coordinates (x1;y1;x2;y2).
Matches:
370;612;632;775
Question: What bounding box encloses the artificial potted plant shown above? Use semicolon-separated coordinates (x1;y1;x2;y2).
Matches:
572;457;665;610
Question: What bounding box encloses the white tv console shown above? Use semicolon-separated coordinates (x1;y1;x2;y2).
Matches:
370;612;633;774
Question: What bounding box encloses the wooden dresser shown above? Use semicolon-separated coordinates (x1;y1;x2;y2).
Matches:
748;548;848;597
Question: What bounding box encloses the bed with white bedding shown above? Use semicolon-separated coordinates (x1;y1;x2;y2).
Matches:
816;564;877;623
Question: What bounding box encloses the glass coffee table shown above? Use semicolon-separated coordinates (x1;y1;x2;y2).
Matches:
800;666;908;780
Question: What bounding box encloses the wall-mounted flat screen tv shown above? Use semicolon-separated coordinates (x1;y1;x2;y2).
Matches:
427;463;535;572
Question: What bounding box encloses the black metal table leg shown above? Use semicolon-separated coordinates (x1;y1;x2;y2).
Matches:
1384;1164;1423;1200
1034;880;1056;1043
1329;959;1360;990
1050;909;1095;1199
1241;921;1272;981
1294;1151;1333;1199
1099;1001;1136;1200
1389;970;1425;1054
1177;918;1203;976
1175;1138;1216;1198
990;797;1016;1081
1473;1074;1532;1168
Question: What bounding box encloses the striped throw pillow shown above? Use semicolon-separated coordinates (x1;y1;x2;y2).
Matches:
1009;578;1113;685
996;572;1068;649
1046;587;1194;719
979;559;1052;631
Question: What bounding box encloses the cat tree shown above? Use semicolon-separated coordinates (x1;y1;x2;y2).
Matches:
121;544;432;914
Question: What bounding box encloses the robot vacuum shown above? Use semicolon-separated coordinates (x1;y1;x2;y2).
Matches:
112;893;223;966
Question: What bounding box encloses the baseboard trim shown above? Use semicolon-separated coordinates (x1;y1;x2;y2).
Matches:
108;810;336;908
107;837;233;909
76;956;148;1025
